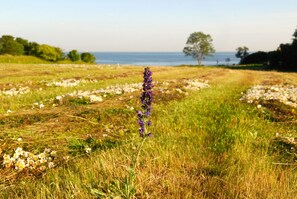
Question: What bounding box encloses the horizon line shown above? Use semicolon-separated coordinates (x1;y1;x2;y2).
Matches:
82;51;239;53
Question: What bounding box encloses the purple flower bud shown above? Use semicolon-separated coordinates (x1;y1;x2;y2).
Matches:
137;110;142;117
138;119;144;126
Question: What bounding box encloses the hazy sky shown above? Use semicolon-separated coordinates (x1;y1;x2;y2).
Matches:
0;0;296;52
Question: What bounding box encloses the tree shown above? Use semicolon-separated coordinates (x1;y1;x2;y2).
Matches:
54;47;65;60
36;44;63;61
16;37;30;55
67;50;81;61
27;42;40;56
81;52;96;63
268;50;280;68
183;32;215;65
241;51;268;65
0;35;24;55
236;46;249;64
278;43;295;69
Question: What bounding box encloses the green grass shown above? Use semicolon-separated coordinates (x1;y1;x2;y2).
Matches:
0;63;296;198
0;55;94;64
0;55;49;64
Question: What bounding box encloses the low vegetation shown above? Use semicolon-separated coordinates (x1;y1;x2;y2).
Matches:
0;35;96;63
237;28;297;71
0;63;296;198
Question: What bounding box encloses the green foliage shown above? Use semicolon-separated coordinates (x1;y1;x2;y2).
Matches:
36;44;64;61
91;174;137;199
67;49;81;61
0;35;24;55
81;52;96;63
0;35;73;63
68;137;121;156
91;138;146;199
241;51;268;65
267;50;280;67
183;32;215;65
266;28;297;70
0;55;49;63
27;42;40;56
67;96;91;105
270;136;297;163
16;37;30;55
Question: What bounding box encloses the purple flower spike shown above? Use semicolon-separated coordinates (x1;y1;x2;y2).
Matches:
137;67;153;138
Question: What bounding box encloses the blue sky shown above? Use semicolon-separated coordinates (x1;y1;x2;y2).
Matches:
0;0;296;52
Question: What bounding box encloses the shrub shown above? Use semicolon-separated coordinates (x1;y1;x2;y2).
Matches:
67;49;81;61
81;52;96;63
36;44;64;61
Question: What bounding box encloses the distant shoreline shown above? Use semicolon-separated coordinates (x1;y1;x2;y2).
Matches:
92;52;240;66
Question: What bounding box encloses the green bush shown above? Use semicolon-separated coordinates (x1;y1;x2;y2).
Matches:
81;52;96;63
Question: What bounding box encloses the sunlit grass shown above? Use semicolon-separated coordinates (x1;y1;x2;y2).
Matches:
0;55;48;64
0;63;296;198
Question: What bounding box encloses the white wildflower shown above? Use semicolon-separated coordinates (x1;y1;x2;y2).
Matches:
241;84;297;108
85;147;92;154
50;150;57;156
56;96;62;100
44;148;51;153
23;151;30;158
89;95;103;102
15;147;23;156
183;79;209;90
48;162;55;168
38;152;46;159
15;159;26;171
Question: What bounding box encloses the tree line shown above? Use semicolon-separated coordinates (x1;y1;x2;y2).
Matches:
0;35;96;63
236;28;297;70
183;28;297;71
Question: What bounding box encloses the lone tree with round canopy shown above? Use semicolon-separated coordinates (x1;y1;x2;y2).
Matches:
183;32;215;65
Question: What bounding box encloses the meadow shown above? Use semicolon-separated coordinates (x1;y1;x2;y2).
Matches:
0;63;297;198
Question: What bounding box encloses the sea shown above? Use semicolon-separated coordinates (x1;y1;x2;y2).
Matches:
93;52;240;66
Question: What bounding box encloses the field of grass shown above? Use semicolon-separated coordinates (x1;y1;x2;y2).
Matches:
0;63;297;198
0;55;88;64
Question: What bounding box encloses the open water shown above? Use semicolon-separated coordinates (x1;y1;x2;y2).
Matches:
93;52;240;66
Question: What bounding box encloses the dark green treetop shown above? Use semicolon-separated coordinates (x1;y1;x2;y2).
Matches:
236;46;249;63
67;50;81;61
81;52;96;63
0;35;24;55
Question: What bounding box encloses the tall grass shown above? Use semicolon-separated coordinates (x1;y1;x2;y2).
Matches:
0;64;296;198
